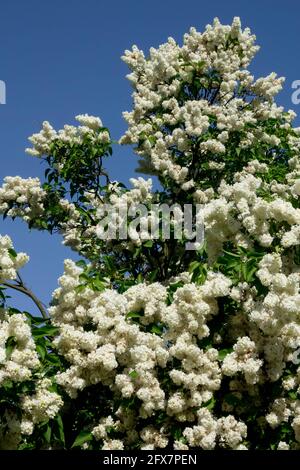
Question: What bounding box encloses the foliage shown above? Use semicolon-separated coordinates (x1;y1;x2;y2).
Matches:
0;17;300;451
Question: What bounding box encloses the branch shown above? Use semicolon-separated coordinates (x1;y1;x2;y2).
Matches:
2;278;49;320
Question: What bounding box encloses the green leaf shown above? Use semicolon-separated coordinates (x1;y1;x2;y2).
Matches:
8;248;17;259
56;415;65;445
5;336;17;359
32;326;59;338
43;424;52;444
170;426;184;441
18;442;35;450
244;264;258;282
71;430;93;448
148;136;156;146
2;380;13;390
288;390;298;400
202;396;216;410
222;250;240;258
224;393;241;406
24;312;48;324
91;278;105;291
126;311;143;320
75;284;87;293
241;262;248;281
76;260;87;268
36;344;46;360
129;370;138;379
218;348;233;361
148;269;158;282
8;307;22;314
45;354;61;366
196;60;206;69
188;261;200;273
150;324;164;336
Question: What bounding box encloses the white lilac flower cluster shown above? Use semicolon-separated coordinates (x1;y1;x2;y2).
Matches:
21;378;63;425
120;17;297;194
201;163;300;262
96;177;154;247
48;256;271;450
0;310;63;447
265;397;300;449
48;258;251;448
1;18;300;450
0;376;63;449
25;114;110;157
222;336;262;385
0;235;63;446
55;177;155;254
0;315;64;443
1;156;299;265
182;409;247;450
0;177;46;223
0;312;39;385
0;234;29;281
0;377;63;447
46;164;300;448
0;173;156;257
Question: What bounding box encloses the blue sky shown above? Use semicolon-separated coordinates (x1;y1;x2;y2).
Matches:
0;0;299;313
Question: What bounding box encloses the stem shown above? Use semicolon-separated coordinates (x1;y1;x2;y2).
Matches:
3;277;49;319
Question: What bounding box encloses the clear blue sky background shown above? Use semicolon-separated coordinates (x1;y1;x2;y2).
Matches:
0;0;299;314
